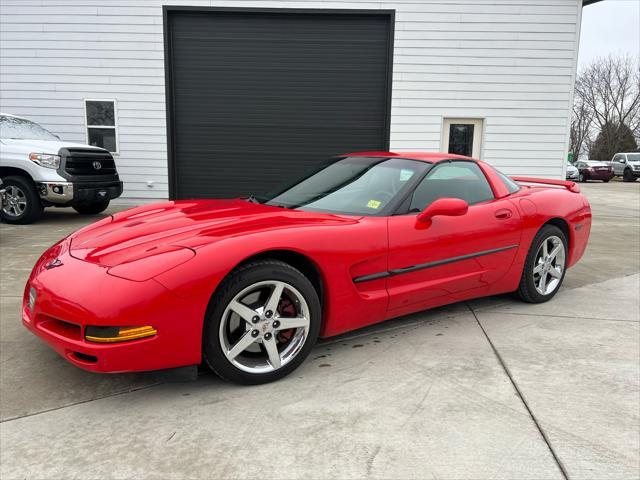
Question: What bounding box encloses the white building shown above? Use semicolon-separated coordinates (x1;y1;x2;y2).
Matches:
0;0;597;201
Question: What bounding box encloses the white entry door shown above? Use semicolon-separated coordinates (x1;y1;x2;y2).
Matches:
442;118;484;158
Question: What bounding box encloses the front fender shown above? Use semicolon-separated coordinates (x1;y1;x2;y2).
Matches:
153;218;389;338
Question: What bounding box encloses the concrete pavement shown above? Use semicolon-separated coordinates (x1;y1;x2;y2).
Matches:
0;182;638;479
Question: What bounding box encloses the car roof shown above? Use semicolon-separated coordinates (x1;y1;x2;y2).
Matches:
344;151;476;163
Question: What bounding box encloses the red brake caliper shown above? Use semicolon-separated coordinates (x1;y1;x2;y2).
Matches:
276;297;296;343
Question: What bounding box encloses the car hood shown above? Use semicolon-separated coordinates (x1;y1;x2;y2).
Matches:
0;138;106;153
567;164;578;172
69;199;361;267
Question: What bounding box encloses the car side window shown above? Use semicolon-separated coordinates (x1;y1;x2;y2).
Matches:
410;161;495;212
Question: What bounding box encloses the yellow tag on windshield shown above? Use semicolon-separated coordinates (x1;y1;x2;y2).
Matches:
367;199;382;209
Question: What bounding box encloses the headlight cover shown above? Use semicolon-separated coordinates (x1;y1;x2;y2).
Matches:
29;153;61;169
107;246;195;282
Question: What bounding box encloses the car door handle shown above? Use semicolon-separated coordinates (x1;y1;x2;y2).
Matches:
495;209;513;219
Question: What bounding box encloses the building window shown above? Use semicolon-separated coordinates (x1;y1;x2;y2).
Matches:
442;118;484;158
85;99;118;153
448;124;475;157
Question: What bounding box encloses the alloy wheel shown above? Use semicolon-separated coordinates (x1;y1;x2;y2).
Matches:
533;235;565;296
2;185;27;218
219;280;311;373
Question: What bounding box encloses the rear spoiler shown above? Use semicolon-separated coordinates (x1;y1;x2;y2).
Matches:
511;176;581;193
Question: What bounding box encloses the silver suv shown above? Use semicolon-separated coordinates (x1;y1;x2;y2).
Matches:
610;153;640;182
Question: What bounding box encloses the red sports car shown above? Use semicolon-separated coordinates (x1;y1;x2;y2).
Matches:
23;152;592;384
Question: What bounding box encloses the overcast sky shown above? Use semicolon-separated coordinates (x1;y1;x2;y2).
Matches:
578;0;640;70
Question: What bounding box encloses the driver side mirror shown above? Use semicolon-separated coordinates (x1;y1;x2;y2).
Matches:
417;197;469;224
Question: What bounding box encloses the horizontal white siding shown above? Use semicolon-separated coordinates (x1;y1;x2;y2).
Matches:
0;0;581;200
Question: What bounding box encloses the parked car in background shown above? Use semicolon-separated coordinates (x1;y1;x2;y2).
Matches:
566;162;579;181
0;113;123;224
574;160;614;183
609;153;640;182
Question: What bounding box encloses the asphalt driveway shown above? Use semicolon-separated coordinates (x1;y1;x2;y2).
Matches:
1;182;638;479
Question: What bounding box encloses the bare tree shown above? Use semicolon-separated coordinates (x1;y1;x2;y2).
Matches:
572;54;640;159
569;95;594;158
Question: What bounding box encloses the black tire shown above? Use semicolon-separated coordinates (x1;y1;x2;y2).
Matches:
0;175;43;224
623;168;637;182
603;179;610;183
578;173;586;182
516;224;568;304
203;260;321;385
72;199;110;215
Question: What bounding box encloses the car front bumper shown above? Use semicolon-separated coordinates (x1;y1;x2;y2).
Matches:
23;238;202;373
566;172;579;181
39;181;123;205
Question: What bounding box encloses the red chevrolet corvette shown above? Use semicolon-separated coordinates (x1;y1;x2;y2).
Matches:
24;152;591;384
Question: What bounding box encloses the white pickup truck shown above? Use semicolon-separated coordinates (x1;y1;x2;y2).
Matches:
0;113;123;224
609;152;640;182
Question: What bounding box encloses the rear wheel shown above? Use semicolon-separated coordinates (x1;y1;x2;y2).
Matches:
516;225;567;303
603;178;610;183
203;260;321;385
623;168;637;182
72;199;110;215
0;176;43;224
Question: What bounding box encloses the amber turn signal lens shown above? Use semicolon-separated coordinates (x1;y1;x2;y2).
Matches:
85;325;157;343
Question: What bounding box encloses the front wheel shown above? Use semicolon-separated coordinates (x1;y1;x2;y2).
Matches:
203;260;321;385
603;178;610;183
578;173;586;182
516;225;568;303
0;175;43;224
72;199;110;215
623;169;637;182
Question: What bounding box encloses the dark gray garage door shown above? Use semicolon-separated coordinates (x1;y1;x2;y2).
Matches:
164;7;394;199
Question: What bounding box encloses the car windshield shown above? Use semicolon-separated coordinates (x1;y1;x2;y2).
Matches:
0;115;58;141
627;153;640;162
262;157;430;216
585;161;608;166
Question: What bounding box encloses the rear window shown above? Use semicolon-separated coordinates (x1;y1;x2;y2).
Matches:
496;170;521;194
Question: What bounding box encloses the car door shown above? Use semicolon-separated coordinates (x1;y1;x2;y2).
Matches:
616;154;627;175
386;161;522;317
611;155;620;174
